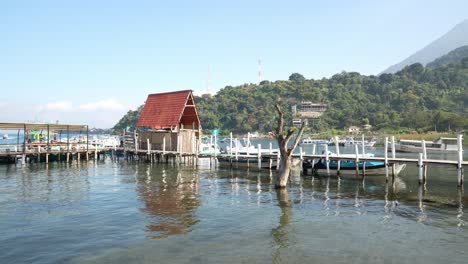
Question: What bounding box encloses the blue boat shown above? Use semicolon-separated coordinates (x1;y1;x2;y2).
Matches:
304;157;406;176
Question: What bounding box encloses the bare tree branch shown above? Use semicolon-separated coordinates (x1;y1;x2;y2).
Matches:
287;121;307;156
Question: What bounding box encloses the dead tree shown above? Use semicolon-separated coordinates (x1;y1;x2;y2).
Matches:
272;104;306;188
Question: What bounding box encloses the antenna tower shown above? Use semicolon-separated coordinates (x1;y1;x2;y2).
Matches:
258;59;262;84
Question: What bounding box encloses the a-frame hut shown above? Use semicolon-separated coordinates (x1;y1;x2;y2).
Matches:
136;90;201;153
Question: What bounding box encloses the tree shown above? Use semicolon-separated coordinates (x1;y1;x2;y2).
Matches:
288;73;306;82
272;104;306;188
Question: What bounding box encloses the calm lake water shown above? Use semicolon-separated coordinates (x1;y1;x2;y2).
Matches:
0;147;467;263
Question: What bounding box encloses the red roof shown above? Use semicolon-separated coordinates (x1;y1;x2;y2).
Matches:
137;90;201;130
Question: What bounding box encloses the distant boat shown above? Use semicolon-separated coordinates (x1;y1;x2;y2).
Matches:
300;138;329;145
389;137;459;153
2;134;8;139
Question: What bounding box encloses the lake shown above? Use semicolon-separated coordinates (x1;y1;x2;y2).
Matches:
0;149;467;263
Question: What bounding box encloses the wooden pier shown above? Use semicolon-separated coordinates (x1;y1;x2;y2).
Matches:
1;124;466;187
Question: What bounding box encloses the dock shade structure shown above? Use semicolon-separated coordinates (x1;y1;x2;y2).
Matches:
136;90;202;153
0;122;89;153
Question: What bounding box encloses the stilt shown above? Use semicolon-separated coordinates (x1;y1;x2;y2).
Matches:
354;144;359;177
384;137;389;182
422;140;427;183
457;134;464;187
418;153;424;185
325;144;330;176
334;136;340;175
391;136;396;181
257;144;262;170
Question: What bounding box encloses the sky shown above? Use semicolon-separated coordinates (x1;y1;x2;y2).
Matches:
1;0;467;128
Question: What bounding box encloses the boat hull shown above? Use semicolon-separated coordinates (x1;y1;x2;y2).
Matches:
306;160;406;177
390;145;458;154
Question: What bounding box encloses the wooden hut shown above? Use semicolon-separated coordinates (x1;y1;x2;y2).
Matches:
136;90;201;153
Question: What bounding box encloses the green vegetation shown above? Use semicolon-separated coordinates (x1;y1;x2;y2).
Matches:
114;62;468;135
113;105;143;133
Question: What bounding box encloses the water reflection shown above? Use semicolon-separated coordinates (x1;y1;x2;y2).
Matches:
457;188;465;228
135;165;200;239
271;188;292;263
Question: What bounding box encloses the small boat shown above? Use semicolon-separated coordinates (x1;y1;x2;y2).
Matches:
300;138;329;145
303;152;406;177
354;140;376;147
389;137;459;153
2;134;8;140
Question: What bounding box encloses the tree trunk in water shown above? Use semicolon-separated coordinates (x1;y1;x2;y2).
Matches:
275;157;292;188
272;104;306;189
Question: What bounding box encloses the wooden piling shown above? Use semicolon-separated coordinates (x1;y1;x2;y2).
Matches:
311;144;316;170
418;153;424;185
354;144;359;177
458;134;464;186
325;144;330;175
269;142;273;169
422;139;427;183
257;144;262;170
384;137;389;182
334;136;340;175
391;136;396;180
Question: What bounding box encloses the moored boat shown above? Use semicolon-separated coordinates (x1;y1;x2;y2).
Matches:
303;152;406;177
389;137;459;153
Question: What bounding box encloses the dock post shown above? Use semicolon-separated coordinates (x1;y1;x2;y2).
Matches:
46;152;49;164
325;144;330;176
422;139;427;183
458;134;464;187
230;132;233;156
391;136;396;181
276;150;280;171
361;134;366;157
334;136;340;175
94;148;97;161
299;146;304;175
418;153;424;185
269;142;273;169
384;137;389;182
257;144;262;170
162;137;166;155
354;144;359;177
311;144;316;168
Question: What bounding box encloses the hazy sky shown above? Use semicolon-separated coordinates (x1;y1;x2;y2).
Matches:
1;0;467;128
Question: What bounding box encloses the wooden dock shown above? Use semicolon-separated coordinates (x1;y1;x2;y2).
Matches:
1;124;466;187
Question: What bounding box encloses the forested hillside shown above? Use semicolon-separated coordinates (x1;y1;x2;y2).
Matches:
114;62;468;134
427;45;468;68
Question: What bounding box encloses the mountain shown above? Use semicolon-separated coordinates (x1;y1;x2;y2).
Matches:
381;19;468;74
426;45;468;68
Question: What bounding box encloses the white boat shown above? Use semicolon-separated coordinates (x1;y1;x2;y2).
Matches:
389;137;460;153
300;138;329;145
224;138;277;155
354;140;376;147
2;134;8;140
